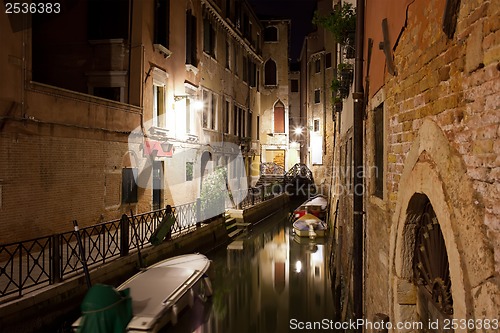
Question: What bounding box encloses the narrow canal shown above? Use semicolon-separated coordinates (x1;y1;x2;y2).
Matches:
162;204;340;333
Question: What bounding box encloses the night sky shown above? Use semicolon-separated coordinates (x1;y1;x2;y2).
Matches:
249;0;318;61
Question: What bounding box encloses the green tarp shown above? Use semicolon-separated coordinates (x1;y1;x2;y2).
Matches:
78;284;132;333
149;214;176;246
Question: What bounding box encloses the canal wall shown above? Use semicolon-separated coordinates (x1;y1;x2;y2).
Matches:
0;217;229;333
227;193;289;225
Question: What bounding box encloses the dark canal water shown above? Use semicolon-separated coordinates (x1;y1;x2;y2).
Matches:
161;207;339;333
51;202;339;333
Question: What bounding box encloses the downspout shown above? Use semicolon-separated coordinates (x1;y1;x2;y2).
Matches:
322;52;327;159
353;0;365;331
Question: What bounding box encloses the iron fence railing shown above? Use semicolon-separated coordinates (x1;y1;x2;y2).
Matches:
0;187;281;303
232;183;282;210
0;201;198;303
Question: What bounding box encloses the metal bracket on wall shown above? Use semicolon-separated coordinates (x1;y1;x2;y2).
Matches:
379;18;397;76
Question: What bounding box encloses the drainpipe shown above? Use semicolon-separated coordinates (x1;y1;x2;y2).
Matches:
353;0;365;330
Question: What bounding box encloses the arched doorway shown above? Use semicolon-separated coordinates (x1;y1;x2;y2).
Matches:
200;150;212;187
411;195;453;332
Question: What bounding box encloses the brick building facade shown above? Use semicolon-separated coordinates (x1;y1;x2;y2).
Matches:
330;0;499;328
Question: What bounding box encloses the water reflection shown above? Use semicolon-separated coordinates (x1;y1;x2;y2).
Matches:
164;210;336;333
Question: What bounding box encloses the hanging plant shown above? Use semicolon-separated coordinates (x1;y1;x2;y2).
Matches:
312;3;356;45
338;62;353;83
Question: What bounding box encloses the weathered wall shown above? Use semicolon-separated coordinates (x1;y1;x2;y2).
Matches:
364;0;500;328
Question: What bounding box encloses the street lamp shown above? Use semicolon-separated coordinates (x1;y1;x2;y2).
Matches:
294;126;303;136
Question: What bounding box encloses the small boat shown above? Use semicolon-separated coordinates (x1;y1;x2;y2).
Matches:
293;213;327;238
292;194;328;220
72;253;212;333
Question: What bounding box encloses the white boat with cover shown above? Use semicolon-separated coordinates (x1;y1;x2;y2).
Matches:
72;253;212;333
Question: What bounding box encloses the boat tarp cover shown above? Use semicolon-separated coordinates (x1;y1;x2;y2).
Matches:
78;284;132;333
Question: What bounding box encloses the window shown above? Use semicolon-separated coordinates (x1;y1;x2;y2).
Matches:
257;115;260;140
325;53;332;68
203;18;216;58
186;98;192;134
313;119;320;132
225;41;230;69
225;100;230;133
233;45;239;76
291;79;299;92
248;61;257;88
186;162;194;181
374;104;384;198
225;0;231;17
186;9;197;66
247;110;252;137
202;89;218;130
264;59;277;86
315;59;321;73
274;101;285;133
264;26;278;42
314;89;320;104
153;84;166;127
233;105;239;135
240;108;245;137
154;0;170;48
122;168;138;204
243;56;248;82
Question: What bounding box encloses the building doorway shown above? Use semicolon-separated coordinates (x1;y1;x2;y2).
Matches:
152;161;163;210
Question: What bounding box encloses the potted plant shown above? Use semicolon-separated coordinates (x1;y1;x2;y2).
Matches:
312;3;356;45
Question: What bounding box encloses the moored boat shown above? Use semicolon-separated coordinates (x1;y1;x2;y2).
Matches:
292;194;328;220
292;213;328;238
72;253;212;333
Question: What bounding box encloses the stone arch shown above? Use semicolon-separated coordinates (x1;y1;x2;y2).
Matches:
389;119;495;330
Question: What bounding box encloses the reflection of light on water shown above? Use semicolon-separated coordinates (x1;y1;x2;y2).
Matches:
311;244;324;263
295;260;302;273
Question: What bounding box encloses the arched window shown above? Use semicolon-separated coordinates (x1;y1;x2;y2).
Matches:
274;100;285;133
264;26;278;42
265;59;277;86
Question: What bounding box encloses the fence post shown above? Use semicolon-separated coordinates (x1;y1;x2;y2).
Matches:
196;198;201;226
120;214;130;257
50;234;62;284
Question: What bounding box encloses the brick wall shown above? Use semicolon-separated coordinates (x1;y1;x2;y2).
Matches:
363;0;499;324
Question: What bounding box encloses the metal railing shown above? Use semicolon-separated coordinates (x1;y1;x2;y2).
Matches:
0;201;198;303
232;183;282;210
